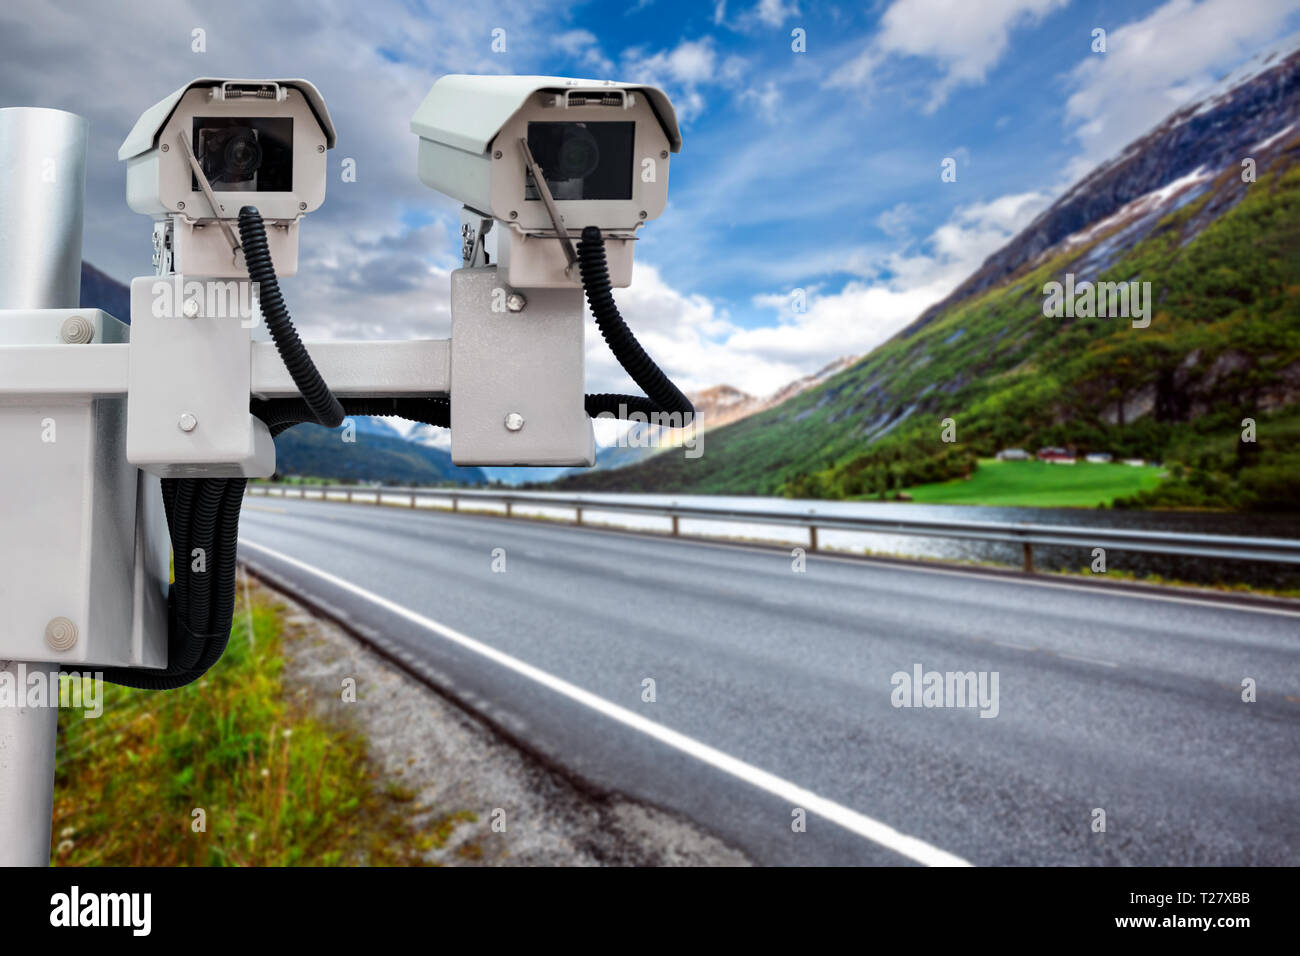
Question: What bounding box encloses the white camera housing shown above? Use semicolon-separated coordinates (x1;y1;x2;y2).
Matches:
119;78;335;278
411;75;681;288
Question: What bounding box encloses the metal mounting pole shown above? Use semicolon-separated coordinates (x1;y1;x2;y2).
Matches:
0;107;89;867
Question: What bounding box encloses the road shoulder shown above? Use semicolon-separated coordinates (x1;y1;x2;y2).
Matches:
269;573;752;866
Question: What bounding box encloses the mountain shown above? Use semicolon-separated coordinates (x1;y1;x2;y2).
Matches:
555;45;1300;511
690;384;766;429
81;262;131;321
766;355;860;408
501;364;858;485
271;424;485;485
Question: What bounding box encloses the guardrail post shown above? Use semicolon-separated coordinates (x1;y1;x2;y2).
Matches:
575;506;583;526
671;514;680;536
346;489;353;503
506;501;513;518
451;496;459;512
809;526;818;551
1022;542;1034;574
409;493;416;508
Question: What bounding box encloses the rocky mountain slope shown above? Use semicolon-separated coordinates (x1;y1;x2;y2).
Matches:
556;44;1300;511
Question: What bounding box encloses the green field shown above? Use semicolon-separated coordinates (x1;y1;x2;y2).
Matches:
900;458;1166;507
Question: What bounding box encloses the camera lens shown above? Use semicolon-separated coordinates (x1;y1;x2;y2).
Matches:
526;121;633;201
223;133;263;177
556;126;600;180
193;119;292;192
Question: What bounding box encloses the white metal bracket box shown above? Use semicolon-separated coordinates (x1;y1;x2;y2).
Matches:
126;275;275;477
449;267;594;466
0;309;169;670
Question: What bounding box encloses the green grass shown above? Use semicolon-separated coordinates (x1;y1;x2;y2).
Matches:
901;458;1166;507
51;580;474;866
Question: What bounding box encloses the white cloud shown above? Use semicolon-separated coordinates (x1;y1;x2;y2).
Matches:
829;0;1067;111
875;202;918;239
0;0;575;339
603;191;1049;396
620;37;757;122
739;79;781;120
553;29;616;75
1062;0;1300;174
624;37;719;85
754;0;801;28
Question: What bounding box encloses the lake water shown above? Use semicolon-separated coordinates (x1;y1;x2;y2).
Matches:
400;489;1300;590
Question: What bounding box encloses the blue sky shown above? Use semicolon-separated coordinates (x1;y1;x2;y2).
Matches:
3;0;1298;393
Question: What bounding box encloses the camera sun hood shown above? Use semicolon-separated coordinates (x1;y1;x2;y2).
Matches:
409;74;681;158
117;77;336;162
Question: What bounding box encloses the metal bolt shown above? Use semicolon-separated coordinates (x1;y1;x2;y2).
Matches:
178;412;198;432
509;210;518;219
176;201;185;210
504;412;525;432
505;292;526;313
639;210;648;219
493;149;503;159
660;150;668;159
299;201;307;210
161;143;170;152
44;617;77;652
317;144;325;153
60;315;94;344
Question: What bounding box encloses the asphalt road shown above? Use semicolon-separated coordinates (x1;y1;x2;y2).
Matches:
238;496;1300;866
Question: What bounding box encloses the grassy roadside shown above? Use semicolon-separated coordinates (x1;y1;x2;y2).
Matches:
899;458;1166;507
51;577;471;866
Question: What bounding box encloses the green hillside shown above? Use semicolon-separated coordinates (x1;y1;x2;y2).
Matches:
272;425;485;486
557;160;1300;511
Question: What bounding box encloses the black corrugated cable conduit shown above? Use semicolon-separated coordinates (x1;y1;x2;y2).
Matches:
576;226;695;422
101;209;346;689
238;206;344;428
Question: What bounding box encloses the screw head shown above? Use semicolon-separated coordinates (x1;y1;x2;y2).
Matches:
178;412;198;433
639;210;648;219
60;315;94;344
505;292;527;313
45;617;78;652
317;144;325;153
660;150;668;159
509;210;518;219
299;201;307;210
176;201;185;210
161;143;170;152
493;149;503;159
504;412;525;432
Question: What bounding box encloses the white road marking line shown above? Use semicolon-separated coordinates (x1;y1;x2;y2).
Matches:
268;496;1300;620
1056;652;1120;669
238;536;972;867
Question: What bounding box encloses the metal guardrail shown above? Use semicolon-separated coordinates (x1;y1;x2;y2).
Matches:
243;483;1300;572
